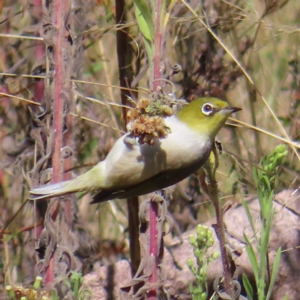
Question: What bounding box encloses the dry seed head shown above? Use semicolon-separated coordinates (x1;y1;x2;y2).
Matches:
125;92;188;145
128;115;170;145
126;96;178;145
136;98;151;111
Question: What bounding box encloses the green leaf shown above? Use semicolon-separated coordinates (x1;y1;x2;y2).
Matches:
144;37;154;69
242;200;258;242
252;166;259;186
132;0;154;42
244;234;259;284
132;0;154;65
266;247;281;300
242;274;254;300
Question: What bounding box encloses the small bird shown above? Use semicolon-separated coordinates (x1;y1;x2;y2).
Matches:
29;97;240;204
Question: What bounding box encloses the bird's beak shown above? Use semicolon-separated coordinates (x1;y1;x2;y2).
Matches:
221;106;242;115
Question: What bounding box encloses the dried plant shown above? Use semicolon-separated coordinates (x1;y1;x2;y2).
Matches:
0;0;299;299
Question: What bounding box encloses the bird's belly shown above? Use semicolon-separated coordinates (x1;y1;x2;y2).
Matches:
103;121;212;189
103;138;162;188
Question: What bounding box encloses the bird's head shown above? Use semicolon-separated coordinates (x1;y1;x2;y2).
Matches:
176;97;241;138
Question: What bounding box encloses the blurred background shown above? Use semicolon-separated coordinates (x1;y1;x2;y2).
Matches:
0;0;299;295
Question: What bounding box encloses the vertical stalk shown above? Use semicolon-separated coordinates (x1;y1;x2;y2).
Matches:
63;105;73;228
212;187;233;294
201;150;233;297
148;0;165;299
33;0;47;240
45;0;69;284
52;0;65;185
148;199;159;300
115;0;141;281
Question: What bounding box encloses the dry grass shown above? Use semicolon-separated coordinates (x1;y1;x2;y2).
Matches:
0;0;299;298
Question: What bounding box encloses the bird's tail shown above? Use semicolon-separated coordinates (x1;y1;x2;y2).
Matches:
29;164;103;201
29;179;79;200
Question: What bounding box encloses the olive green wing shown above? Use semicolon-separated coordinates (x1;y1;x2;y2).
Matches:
90;159;205;204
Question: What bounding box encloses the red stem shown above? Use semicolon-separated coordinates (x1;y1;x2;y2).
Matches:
45;0;66;284
148;200;158;299
148;0;164;299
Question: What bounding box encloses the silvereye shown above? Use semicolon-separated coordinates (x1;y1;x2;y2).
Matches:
29;97;240;203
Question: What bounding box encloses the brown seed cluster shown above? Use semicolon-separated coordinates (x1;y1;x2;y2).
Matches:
126;97;175;145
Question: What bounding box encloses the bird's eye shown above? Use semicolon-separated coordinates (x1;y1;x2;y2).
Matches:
202;103;214;115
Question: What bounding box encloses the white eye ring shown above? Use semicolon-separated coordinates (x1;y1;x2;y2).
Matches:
202;103;214;115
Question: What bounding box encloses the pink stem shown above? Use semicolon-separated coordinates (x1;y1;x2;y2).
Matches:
148;200;158;299
45;0;66;285
148;0;164;298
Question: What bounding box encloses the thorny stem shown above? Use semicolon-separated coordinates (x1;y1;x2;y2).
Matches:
148;199;159;300
149;0;165;299
45;0;67;285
